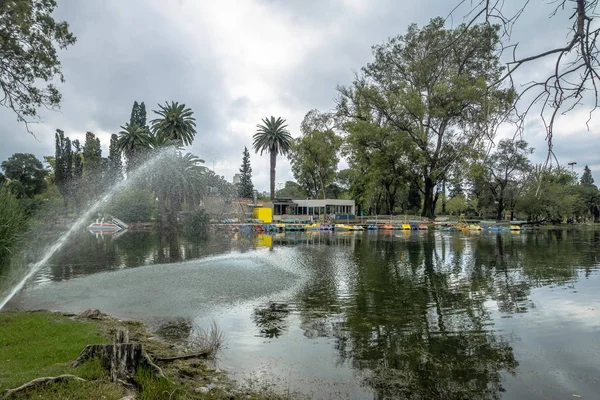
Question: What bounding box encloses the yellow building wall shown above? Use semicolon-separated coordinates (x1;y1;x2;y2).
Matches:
253;207;273;223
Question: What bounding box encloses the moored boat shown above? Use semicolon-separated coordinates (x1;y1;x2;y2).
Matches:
334;224;351;232
304;223;321;231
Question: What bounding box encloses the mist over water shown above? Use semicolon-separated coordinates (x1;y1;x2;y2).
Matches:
0;150;168;310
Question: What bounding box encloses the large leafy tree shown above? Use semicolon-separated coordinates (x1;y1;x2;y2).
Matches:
338;18;514;218
253;116;293;200
342;119;416;215
516;166;579;223
1;153;47;198
238;147;254;199
479;139;532;220
151;101;196;147
289;129;342;200
0;0;76;132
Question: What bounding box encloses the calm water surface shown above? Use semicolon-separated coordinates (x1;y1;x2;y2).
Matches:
4;228;600;399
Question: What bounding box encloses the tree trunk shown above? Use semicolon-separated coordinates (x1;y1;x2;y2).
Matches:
496;199;504;221
71;328;166;385
270;150;276;200
496;188;505;221
441;180;446;214
421;177;435;219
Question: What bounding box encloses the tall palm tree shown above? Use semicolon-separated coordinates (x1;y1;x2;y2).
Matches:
253;116;293;199
117;123;151;172
151;102;196;147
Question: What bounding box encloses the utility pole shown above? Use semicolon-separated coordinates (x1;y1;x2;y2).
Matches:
568;161;577;173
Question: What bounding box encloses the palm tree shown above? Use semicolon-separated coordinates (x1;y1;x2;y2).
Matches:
151;102;196;147
253;116;293;199
117;123;151;172
152;150;206;229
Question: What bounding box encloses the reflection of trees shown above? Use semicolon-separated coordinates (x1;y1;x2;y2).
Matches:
244;230;597;398
252;302;290;339
47;231;120;281
115;232;155;268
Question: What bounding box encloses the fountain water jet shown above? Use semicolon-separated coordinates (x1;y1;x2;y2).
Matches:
0;150;168;310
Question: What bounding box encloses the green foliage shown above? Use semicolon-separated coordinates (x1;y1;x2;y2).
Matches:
1;153;47;198
253;116;293;199
104;188;155;222
338;17;514;218
475;139;532;219
79;132;104;200
516;166;579;222
407;180;421;214
151;152;206;228
342;119;416;214
238;146;254;199
446;195;468;215
130;100;148;128
55;129;73;202
289;117;342;199
277;181;307;199
182;210;210;238
151;101;196;147
83;132;102;176
107;133;123;184
253;116;293;157
118;122;151;172
0;184;25;261
0;0;76;131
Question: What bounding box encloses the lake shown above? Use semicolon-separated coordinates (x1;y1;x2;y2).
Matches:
4;228;600;399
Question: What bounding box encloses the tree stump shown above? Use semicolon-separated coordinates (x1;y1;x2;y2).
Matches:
72;328;166;384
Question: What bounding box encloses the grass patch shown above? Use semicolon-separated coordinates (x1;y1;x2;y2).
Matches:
0;310;124;399
0;310;299;400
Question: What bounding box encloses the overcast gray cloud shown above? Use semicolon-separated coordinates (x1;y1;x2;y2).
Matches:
1;0;599;190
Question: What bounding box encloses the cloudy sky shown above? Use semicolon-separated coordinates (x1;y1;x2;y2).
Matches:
1;0;599;190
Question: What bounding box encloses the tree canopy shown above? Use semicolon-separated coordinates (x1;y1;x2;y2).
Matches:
338;18;515;218
1;153;47;198
253;116;293;199
0;0;76;132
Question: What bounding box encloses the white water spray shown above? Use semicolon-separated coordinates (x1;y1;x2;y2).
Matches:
0;152;166;310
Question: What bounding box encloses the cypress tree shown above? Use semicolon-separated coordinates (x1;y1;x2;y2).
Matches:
108;133;123;183
238;147;254;199
581;165;595;187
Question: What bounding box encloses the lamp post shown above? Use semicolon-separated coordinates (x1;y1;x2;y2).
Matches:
568;161;577;173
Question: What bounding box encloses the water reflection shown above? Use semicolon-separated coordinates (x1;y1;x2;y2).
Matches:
254;230;599;399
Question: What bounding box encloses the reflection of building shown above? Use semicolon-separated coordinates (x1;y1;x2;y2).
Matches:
232;174;242;185
271;198;355;221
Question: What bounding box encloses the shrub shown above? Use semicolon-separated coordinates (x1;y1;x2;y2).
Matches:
0;185;25;261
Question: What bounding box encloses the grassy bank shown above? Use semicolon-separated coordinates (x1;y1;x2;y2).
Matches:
0;311;294;400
